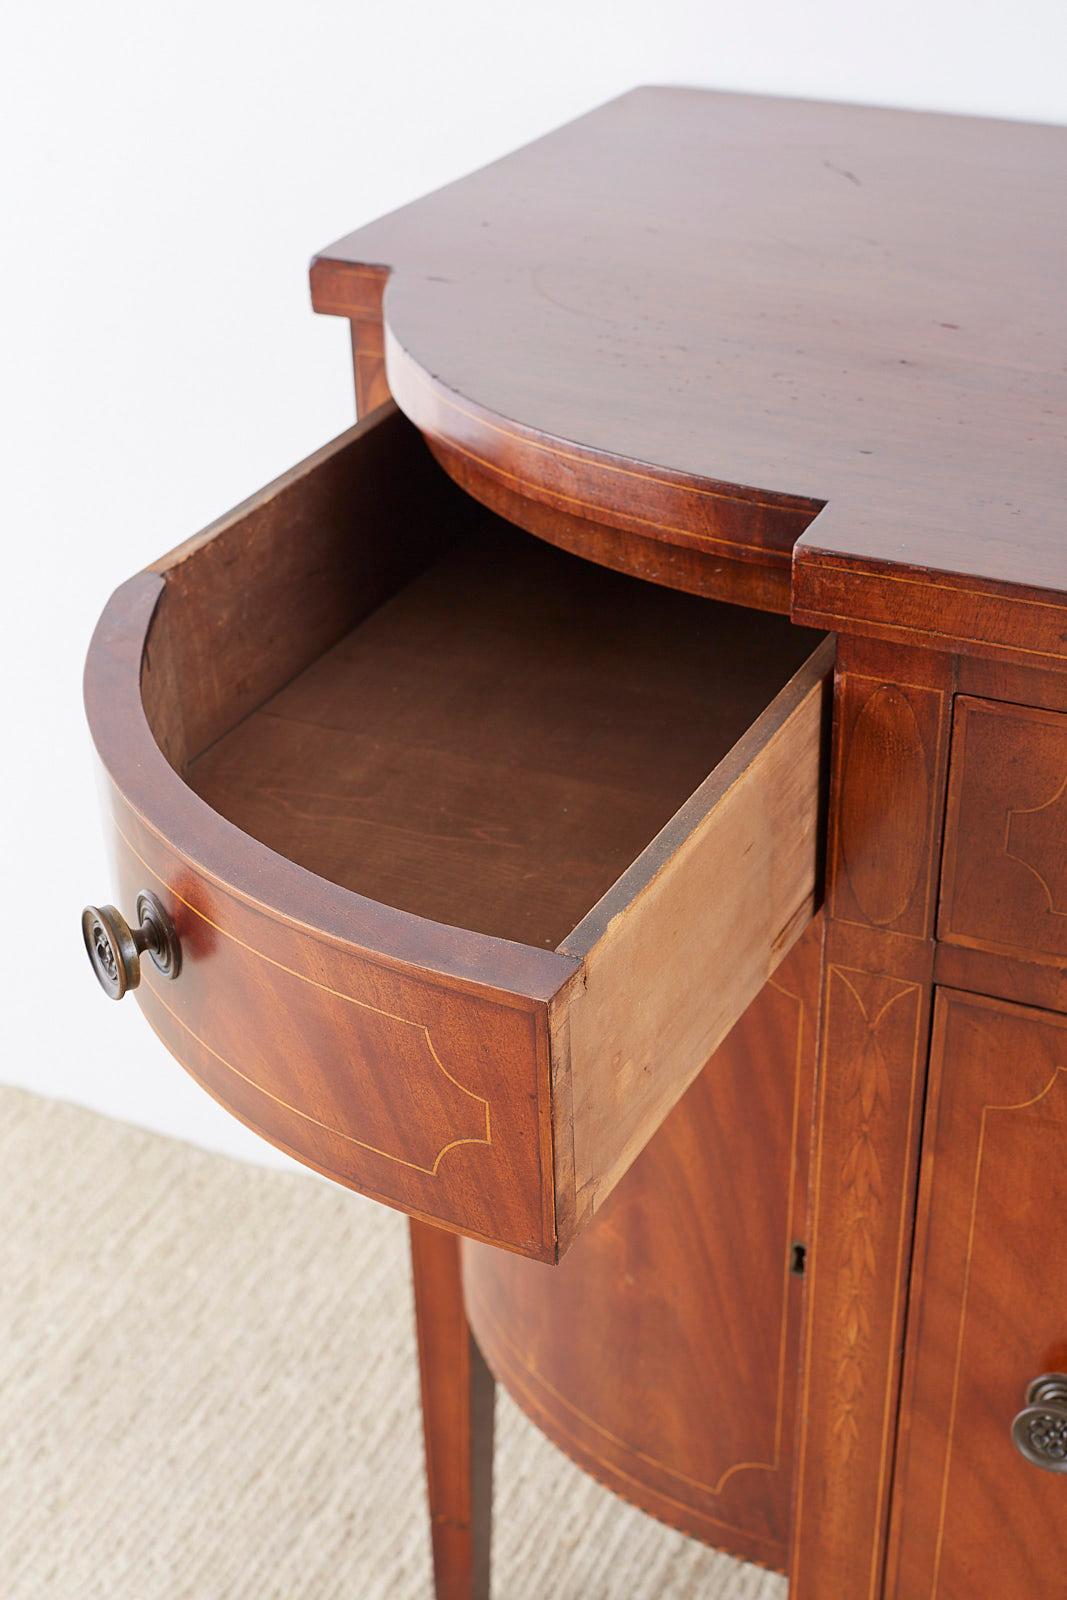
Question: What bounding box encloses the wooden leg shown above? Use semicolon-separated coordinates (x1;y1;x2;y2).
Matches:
410;1219;495;1600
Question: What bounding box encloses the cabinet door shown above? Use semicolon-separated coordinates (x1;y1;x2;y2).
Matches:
889;990;1067;1598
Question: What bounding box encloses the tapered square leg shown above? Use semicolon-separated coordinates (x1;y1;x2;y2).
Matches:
410;1220;496;1600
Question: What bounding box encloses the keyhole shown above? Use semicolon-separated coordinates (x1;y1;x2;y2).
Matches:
790;1242;807;1276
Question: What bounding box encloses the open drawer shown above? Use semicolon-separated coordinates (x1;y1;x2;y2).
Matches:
85;404;833;1261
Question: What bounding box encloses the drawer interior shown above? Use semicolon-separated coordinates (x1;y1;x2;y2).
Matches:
144;413;824;954
186;533;821;953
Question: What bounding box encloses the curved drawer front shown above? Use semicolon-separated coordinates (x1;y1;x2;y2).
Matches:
103;789;560;1257
85;405;832;1260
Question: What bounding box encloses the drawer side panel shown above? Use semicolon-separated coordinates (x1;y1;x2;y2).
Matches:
557;639;832;1232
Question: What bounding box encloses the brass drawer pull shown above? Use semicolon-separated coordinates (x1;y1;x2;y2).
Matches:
1011;1374;1067;1474
81;891;181;1000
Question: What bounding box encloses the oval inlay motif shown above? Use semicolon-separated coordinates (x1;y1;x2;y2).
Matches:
840;685;929;927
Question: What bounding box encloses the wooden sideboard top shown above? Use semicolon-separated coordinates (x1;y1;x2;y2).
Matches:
312;87;1067;665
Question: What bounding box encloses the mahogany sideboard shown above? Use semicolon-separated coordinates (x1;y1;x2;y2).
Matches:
81;90;1067;1597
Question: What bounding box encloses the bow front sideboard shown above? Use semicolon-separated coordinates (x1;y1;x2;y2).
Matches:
81;90;1067;1597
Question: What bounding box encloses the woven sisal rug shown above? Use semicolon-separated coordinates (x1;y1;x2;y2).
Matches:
0;1087;786;1599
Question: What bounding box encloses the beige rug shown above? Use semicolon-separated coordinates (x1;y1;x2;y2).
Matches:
0;1087;787;1600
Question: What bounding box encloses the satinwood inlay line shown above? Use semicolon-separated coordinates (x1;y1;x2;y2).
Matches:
140;978;492;1176
931;1053;1067;1597
1005;773;1067;918
473;976;809;1503
111;814;494;1172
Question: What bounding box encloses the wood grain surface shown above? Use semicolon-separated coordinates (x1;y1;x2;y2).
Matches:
464;917;824;1573
189;519;821;951
313;88;1067;661
556;649;830;1222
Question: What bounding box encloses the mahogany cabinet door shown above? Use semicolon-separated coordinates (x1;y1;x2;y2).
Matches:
888;989;1067;1598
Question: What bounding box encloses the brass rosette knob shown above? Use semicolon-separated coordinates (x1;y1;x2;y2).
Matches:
81;891;181;1000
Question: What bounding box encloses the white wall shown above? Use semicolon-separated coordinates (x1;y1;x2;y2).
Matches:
4;0;1065;1169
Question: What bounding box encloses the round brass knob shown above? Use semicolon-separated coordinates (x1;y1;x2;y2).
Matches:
81;891;181;1000
1011;1374;1067;1473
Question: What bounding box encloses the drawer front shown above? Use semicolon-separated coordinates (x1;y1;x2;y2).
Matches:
940;695;1067;963
103;789;558;1258
84;406;831;1259
889;991;1067;1597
